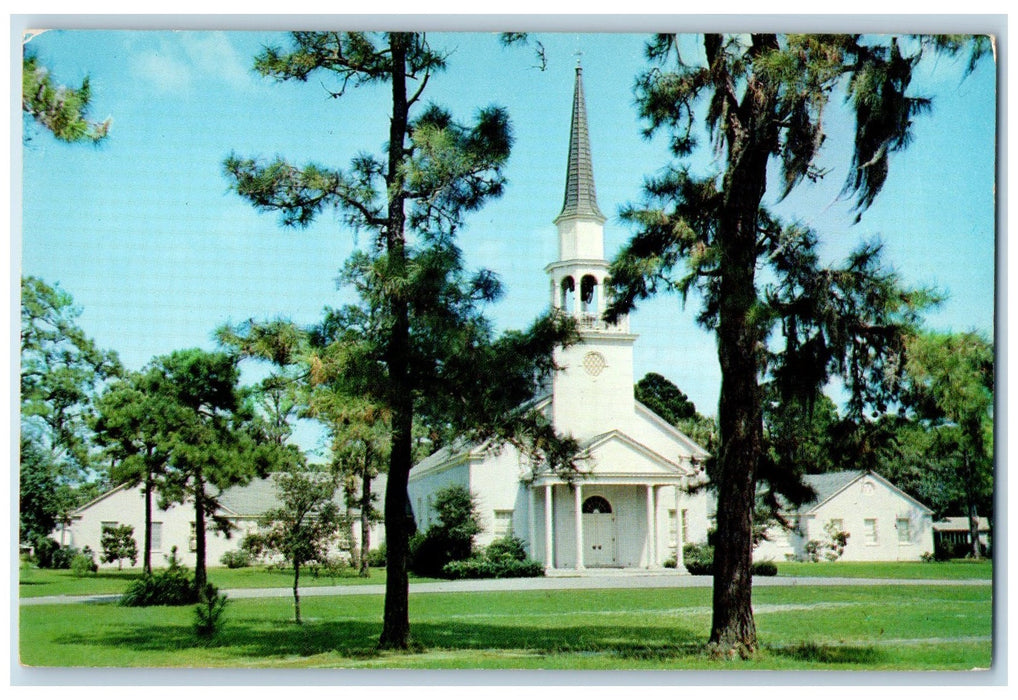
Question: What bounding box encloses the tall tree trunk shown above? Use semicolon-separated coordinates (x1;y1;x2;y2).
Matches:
293;561;302;624
378;32;415;651
194;477;208;594
360;453;373;578
964;452;981;559
707;33;779;657
143;471;153;575
710;206;764;657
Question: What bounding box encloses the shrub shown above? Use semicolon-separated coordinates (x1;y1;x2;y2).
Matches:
34;538;81;570
33;537;61;569
442;557;544;580
50;545;79;570
364;544;386;567
802;539;823;563
920;551;936;563
120;548;197;607
409;529;452;577
683;543;714;575
193;584;229;641
409;486;485;577
220;549;252;569
70;546;98;577
485;535;528;562
751;560;778;576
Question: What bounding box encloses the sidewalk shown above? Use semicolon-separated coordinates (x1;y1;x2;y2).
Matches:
19;571;990;606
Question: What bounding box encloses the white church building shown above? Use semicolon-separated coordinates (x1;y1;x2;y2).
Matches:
49;66;935;572
407;65;712;573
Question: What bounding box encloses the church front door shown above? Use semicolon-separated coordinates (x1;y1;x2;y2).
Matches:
582;495;617;567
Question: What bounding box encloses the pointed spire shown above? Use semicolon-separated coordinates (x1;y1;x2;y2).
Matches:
555;63;605;224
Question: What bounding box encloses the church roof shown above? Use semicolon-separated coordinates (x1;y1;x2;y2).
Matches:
555;64;605;224
789;470;932;515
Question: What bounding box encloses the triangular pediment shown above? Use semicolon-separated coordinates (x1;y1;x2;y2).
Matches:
578;430;699;478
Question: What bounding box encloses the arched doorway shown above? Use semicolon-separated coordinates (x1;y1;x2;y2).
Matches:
582;495;616;567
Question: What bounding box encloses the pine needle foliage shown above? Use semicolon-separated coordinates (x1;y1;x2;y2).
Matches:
225;32;579;650
606;32;990;656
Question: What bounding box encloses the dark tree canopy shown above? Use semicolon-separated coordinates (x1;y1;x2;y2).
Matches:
225;31;578;650
605;33;989;655
635;372;698;425
144;348;284;593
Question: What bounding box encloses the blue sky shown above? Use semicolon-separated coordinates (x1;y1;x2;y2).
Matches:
18;30;997;452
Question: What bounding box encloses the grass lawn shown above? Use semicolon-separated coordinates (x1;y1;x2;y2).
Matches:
18;563;437;599
19;582;992;670
775;559;993;580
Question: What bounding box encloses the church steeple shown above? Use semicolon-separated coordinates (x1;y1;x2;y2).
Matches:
555;63;605;224
546;61;637;441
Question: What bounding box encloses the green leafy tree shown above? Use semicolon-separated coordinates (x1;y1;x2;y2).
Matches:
22;52;110;143
410;484;483;577
100;523;138;569
20;276;121;544
635;372;697;425
900;331;993;558
242;464;346;624
216;318;310;447
92;369;175;574
224;31;578;649
147;349;285;593
604;34;987;655
635;372;719;453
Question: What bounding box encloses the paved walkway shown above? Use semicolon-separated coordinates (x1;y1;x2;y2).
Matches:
19;571;991;606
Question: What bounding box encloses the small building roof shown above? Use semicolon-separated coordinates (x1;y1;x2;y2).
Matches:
932;516;991;532
217;477;282;517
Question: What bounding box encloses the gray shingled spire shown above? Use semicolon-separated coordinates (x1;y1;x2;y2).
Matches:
555;63;605;223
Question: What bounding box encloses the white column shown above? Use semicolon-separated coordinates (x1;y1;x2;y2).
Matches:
544;484;555;569
674;484;684;569
528;486;537;559
646;484;656;568
574;483;585;570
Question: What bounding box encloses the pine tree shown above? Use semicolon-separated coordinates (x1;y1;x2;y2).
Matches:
146;349;282;594
22;52;110;143
92;369;174;574
224;32;578;649
605;33;990;656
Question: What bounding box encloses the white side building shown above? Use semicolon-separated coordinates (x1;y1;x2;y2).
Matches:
753;470;935;562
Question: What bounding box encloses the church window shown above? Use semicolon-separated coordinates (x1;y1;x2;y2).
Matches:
582;495;612;514
864;518;878;544
151;522;163;551
493;510;513;538
897;517;911;543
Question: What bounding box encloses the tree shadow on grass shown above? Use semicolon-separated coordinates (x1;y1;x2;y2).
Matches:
50;613;888;667
769;641;883;665
53;616;711;664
